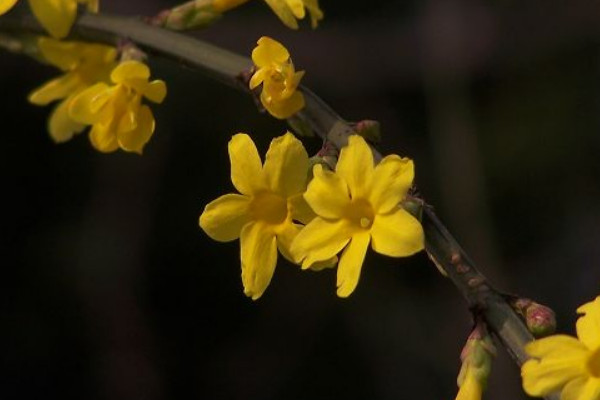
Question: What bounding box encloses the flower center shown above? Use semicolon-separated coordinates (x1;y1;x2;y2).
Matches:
345;198;375;230
250;191;288;226
587;348;600;377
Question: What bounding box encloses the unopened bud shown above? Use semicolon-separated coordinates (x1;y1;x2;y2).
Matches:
352;119;381;144
457;323;496;396
511;298;556;338
152;0;222;30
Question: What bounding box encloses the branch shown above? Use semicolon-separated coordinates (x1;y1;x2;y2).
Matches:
0;13;556;398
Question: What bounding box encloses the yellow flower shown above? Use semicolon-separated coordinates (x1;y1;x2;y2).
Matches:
199;132;317;300
456;368;483;400
263;0;323;29
249;36;305;120
29;37;116;143
290;135;424;297
68;60;167;154
0;0;98;38
455;332;495;400
522;296;600;399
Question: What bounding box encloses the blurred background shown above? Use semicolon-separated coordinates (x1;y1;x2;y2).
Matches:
1;0;600;399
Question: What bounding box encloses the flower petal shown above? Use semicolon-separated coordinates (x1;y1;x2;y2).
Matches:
228;133;264;195
455;368;482;400
304;164;350;219
249;67;269;90
28;0;77;38
88;120;118;153
285;0;305;19
140;80;167;104
576;296;600;350
0;0;18;15
261;89;305;119
252;36;291;66
48;97;86;143
303;0;323;28
28;73;81;105
522;335;589;397
369;155;414;214
111;60;150;83
275;221;301;264
370;208;424;257
289;192;315;225
199;193;250;242
117;104;155;154
263;132;309;197
290;217;351;269
240;222;278;300
37;37;81;70
335;135;374;199
561;377;588;400
68;82;111;124
336;231;370;297
561;377;600;400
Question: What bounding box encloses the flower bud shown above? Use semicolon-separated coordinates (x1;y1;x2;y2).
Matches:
512;298;556;338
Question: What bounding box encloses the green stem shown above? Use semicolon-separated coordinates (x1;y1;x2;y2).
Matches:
0;13;557;399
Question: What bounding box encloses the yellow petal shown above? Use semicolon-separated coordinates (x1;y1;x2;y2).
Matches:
284;0;305;18
240;222;278;300
308;257;337;271
303;0;323;28
111;60;150;83
28;73;80;105
118;105;155;154
290;217;351;269
249;68;268;90
561;377;588;400
455;369;482;400
577;297;600;350
370;208;424;257
369;155;414;214
142;80;167;104
0;0;18;15
336;135;374;199
280;70;304;100
88;120;118;153
289;192;315;225
304;164;350;219
522;335;589;397
336;231;370;297
48;97;85;143
262;0;298;29
199;193;250;242
28;0;77;39
262;132;309;197
68;82;111;124
275;221;301;264
228;133;264;195
37;37;80;70
561;377;600;400
261;89;305;119
252;36;291;67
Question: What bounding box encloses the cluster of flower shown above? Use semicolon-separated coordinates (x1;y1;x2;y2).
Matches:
3;2;599;400
199;132;424;299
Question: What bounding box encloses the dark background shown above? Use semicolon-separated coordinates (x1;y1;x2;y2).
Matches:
1;0;600;399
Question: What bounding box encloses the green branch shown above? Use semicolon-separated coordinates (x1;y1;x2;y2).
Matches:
0;13;556;399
